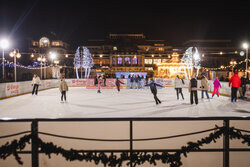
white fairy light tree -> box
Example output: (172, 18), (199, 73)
(73, 46), (94, 79)
(181, 47), (201, 79)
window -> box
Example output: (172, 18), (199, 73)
(153, 59), (161, 64)
(52, 41), (63, 46)
(162, 59), (168, 63)
(117, 57), (122, 65)
(145, 67), (153, 71)
(112, 57), (116, 65)
(32, 41), (39, 46)
(132, 57), (137, 64)
(125, 57), (131, 65)
(144, 59), (152, 64)
(158, 47), (164, 51)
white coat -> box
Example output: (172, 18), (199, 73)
(175, 78), (183, 88)
(31, 77), (41, 85)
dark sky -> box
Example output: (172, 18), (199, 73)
(0, 0), (250, 50)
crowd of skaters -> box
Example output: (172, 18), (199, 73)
(30, 71), (249, 104)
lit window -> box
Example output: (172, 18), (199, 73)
(153, 59), (161, 64)
(32, 41), (39, 46)
(117, 57), (122, 64)
(162, 59), (168, 63)
(125, 57), (131, 65)
(144, 59), (153, 64)
(132, 57), (137, 64)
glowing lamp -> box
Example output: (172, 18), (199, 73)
(0, 39), (9, 49)
(242, 43), (249, 49)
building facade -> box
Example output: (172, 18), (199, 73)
(86, 33), (178, 77)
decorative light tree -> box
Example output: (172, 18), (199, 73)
(73, 46), (93, 79)
(181, 47), (200, 79)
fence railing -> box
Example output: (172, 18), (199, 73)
(0, 117), (250, 167)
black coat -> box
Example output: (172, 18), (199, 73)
(146, 82), (162, 94)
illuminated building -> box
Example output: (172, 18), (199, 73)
(86, 33), (177, 77)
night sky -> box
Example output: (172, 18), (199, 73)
(1, 0), (250, 50)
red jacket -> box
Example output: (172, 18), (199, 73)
(229, 74), (241, 88)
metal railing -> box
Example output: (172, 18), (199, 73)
(0, 117), (250, 167)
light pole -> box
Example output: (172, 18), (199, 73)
(0, 39), (9, 81)
(37, 55), (46, 79)
(242, 42), (249, 76)
(9, 49), (21, 82)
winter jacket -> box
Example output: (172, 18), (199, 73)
(59, 80), (68, 92)
(213, 79), (221, 89)
(116, 79), (124, 87)
(240, 77), (247, 87)
(229, 73), (241, 88)
(31, 77), (41, 85)
(188, 78), (198, 92)
(174, 78), (183, 88)
(201, 77), (209, 90)
(145, 82), (162, 94)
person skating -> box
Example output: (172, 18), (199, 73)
(212, 77), (221, 98)
(97, 76), (103, 93)
(200, 73), (210, 99)
(115, 78), (124, 93)
(239, 74), (247, 99)
(174, 75), (184, 100)
(103, 75), (106, 87)
(130, 75), (134, 89)
(145, 79), (163, 105)
(229, 70), (241, 102)
(145, 75), (149, 85)
(31, 74), (41, 95)
(59, 77), (68, 103)
(189, 75), (198, 105)
(94, 75), (98, 86)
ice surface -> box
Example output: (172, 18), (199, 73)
(0, 87), (249, 119)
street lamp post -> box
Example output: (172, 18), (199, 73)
(37, 55), (46, 79)
(242, 42), (249, 76)
(0, 39), (9, 81)
(9, 49), (21, 82)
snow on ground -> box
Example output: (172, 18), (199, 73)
(0, 87), (249, 119)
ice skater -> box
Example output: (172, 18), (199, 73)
(189, 75), (198, 105)
(115, 78), (124, 92)
(174, 75), (184, 100)
(97, 75), (103, 93)
(145, 79), (163, 105)
(59, 77), (68, 102)
(229, 70), (241, 102)
(31, 74), (41, 95)
(239, 74), (247, 99)
(130, 75), (134, 89)
(200, 73), (210, 99)
(212, 77), (221, 98)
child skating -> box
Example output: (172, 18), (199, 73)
(212, 77), (221, 98)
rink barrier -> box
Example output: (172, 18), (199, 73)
(0, 78), (249, 100)
(0, 117), (250, 167)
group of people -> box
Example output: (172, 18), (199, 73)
(128, 75), (149, 89)
(31, 74), (69, 103)
(31, 71), (248, 104)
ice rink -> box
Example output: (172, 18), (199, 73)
(0, 87), (249, 119)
